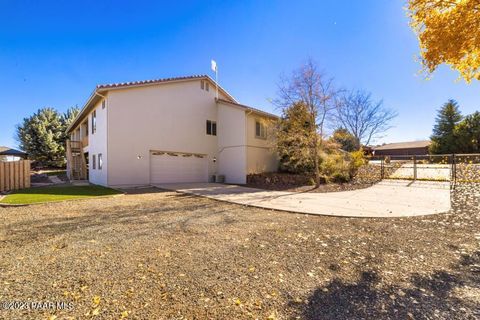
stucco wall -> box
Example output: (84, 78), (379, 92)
(88, 97), (108, 186)
(217, 103), (247, 184)
(106, 80), (227, 187)
(246, 114), (278, 174)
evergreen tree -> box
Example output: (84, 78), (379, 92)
(330, 128), (359, 152)
(276, 102), (316, 174)
(430, 100), (463, 154)
(16, 107), (79, 167)
(455, 112), (480, 153)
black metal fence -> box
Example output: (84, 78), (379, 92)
(367, 154), (480, 189)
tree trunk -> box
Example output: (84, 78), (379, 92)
(313, 117), (320, 188)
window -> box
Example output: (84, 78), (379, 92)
(98, 153), (103, 170)
(92, 154), (96, 170)
(200, 80), (210, 92)
(255, 120), (267, 139)
(92, 110), (97, 134)
(102, 100), (106, 109)
(206, 120), (217, 136)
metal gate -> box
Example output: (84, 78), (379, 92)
(370, 154), (480, 189)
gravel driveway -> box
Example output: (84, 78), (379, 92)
(0, 184), (479, 319)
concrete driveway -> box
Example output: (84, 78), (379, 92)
(155, 180), (451, 218)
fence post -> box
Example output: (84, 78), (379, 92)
(380, 157), (384, 180)
(413, 155), (417, 181)
(452, 154), (456, 190)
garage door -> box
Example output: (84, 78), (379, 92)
(150, 152), (208, 184)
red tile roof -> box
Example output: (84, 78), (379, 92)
(96, 75), (208, 90)
(216, 98), (278, 119)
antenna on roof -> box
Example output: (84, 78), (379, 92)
(211, 59), (218, 99)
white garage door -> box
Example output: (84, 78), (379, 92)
(150, 152), (208, 184)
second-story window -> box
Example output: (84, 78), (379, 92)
(255, 120), (267, 139)
(92, 110), (97, 134)
(200, 80), (210, 92)
(206, 120), (217, 136)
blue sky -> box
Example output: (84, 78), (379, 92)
(1, 0), (479, 148)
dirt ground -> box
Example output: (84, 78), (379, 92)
(0, 183), (479, 319)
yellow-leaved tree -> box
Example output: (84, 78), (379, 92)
(407, 0), (480, 82)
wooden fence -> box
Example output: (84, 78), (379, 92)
(0, 160), (31, 192)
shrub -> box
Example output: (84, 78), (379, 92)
(319, 152), (351, 183)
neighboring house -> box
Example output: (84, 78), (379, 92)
(373, 140), (431, 156)
(0, 146), (28, 161)
(66, 75), (279, 187)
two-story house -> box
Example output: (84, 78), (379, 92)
(66, 75), (278, 187)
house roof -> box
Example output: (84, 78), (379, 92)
(374, 140), (431, 151)
(67, 75), (238, 133)
(216, 98), (279, 119)
(0, 146), (27, 157)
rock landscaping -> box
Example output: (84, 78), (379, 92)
(0, 183), (479, 319)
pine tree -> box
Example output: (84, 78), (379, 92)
(455, 112), (480, 153)
(430, 100), (463, 154)
(16, 107), (79, 167)
(330, 128), (359, 152)
(276, 102), (316, 174)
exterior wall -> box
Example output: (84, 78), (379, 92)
(87, 97), (109, 186)
(217, 103), (247, 184)
(374, 147), (429, 156)
(246, 114), (278, 174)
(106, 80), (229, 187)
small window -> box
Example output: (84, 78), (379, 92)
(206, 120), (217, 136)
(205, 82), (209, 91)
(102, 100), (106, 109)
(200, 80), (205, 90)
(92, 110), (97, 134)
(98, 153), (103, 170)
(92, 154), (96, 170)
(255, 120), (267, 139)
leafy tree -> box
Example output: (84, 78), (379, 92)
(276, 102), (316, 174)
(330, 128), (359, 152)
(407, 0), (480, 82)
(455, 111), (480, 153)
(16, 107), (79, 167)
(275, 59), (339, 186)
(335, 90), (397, 146)
(430, 100), (463, 154)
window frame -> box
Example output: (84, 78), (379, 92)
(98, 153), (103, 170)
(92, 154), (96, 170)
(255, 120), (267, 139)
(91, 110), (97, 134)
(206, 120), (217, 136)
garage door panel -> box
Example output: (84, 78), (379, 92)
(150, 153), (208, 184)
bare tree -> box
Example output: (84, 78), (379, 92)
(275, 59), (339, 187)
(335, 90), (397, 146)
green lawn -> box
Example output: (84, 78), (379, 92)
(0, 185), (122, 205)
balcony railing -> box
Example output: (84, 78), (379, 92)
(81, 136), (89, 147)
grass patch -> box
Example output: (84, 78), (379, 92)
(0, 185), (122, 205)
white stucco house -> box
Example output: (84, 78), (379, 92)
(66, 75), (279, 187)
